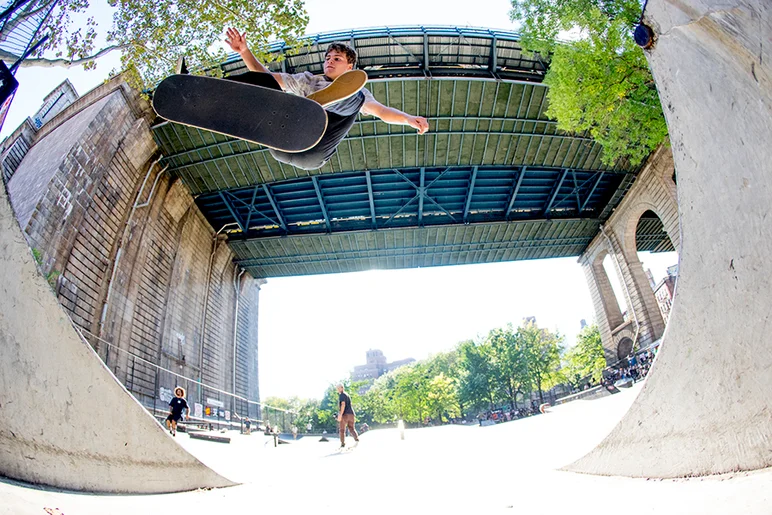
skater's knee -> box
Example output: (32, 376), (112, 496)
(269, 149), (327, 170)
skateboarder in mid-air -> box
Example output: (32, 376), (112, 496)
(223, 27), (429, 170)
(166, 386), (189, 436)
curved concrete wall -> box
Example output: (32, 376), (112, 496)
(0, 184), (236, 493)
(568, 0), (772, 477)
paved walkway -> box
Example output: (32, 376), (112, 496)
(2, 383), (771, 514)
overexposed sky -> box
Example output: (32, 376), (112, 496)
(258, 252), (676, 400)
(1, 0), (678, 400)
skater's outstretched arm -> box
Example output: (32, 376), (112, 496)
(361, 98), (430, 134)
(225, 28), (286, 89)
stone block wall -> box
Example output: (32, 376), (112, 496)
(4, 76), (261, 418)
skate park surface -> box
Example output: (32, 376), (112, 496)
(3, 382), (771, 514)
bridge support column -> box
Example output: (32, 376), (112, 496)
(580, 146), (680, 363)
(580, 251), (624, 364)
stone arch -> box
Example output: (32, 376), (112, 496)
(616, 337), (634, 362)
(620, 199), (679, 263)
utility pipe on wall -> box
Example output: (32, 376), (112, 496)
(99, 156), (166, 359)
(231, 266), (245, 415)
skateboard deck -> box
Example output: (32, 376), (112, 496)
(152, 75), (327, 153)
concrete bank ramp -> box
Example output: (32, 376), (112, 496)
(568, 0), (772, 477)
(0, 185), (236, 493)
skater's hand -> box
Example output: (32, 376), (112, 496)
(225, 27), (249, 54)
(407, 115), (429, 135)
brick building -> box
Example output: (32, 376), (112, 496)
(653, 265), (678, 323)
(351, 349), (415, 381)
(1, 76), (263, 420)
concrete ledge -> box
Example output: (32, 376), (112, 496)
(188, 433), (232, 444)
(0, 179), (236, 493)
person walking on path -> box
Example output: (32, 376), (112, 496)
(337, 384), (359, 448)
(224, 27), (429, 170)
(166, 386), (189, 436)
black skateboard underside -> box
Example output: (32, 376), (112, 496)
(153, 75), (327, 153)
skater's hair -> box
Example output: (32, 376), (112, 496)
(325, 43), (357, 66)
(174, 386), (185, 397)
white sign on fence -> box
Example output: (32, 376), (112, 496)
(159, 387), (173, 403)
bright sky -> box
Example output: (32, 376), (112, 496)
(0, 0), (678, 401)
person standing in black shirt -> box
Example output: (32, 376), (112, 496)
(337, 384), (359, 448)
(166, 386), (189, 437)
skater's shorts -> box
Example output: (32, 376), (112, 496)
(166, 414), (182, 423)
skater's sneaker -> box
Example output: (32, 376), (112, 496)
(308, 70), (367, 108)
(340, 443), (346, 448)
(175, 55), (189, 75)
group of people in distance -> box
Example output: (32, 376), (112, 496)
(162, 383), (361, 448)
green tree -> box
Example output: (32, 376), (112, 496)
(510, 0), (668, 165)
(487, 325), (531, 411)
(563, 324), (607, 386)
(426, 373), (460, 423)
(391, 363), (432, 425)
(518, 320), (563, 404)
(2, 0), (308, 89)
(457, 339), (498, 414)
(425, 350), (463, 415)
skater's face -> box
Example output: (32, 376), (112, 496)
(323, 50), (353, 79)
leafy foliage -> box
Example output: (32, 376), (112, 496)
(517, 320), (563, 403)
(510, 0), (668, 165)
(562, 324), (607, 385)
(266, 321), (584, 427)
(2, 0), (308, 89)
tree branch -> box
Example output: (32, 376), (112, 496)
(13, 43), (127, 68)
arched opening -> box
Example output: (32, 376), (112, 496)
(617, 337), (634, 362)
(601, 253), (628, 323)
(635, 210), (678, 325)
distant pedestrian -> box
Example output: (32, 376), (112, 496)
(166, 386), (189, 436)
(244, 417), (252, 435)
(337, 384), (359, 448)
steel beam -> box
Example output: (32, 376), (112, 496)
(233, 233), (594, 267)
(423, 33), (430, 71)
(572, 170), (582, 209)
(506, 167), (526, 218)
(262, 184), (287, 232)
(311, 176), (331, 232)
(463, 167), (478, 223)
(219, 192), (245, 232)
(244, 186), (260, 229)
(544, 169), (568, 215)
(223, 190), (279, 228)
(580, 171), (605, 212)
(418, 167), (425, 226)
(490, 35), (498, 73)
(365, 171), (377, 229)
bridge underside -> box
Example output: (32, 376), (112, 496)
(151, 26), (672, 278)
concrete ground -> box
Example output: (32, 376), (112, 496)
(2, 382), (770, 514)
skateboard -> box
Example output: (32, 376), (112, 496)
(152, 74), (328, 153)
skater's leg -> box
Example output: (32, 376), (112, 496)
(269, 102), (363, 170)
(224, 71), (282, 91)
